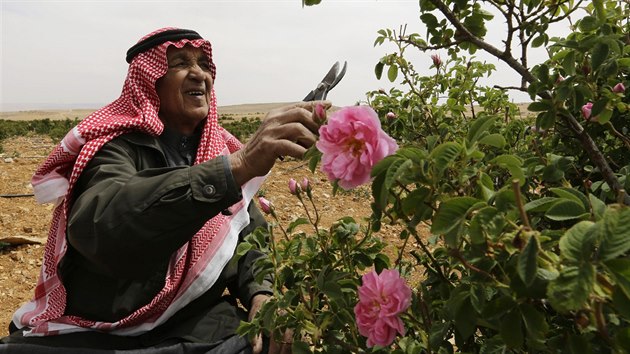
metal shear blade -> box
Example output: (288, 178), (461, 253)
(303, 61), (347, 101)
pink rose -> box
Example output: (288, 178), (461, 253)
(258, 196), (273, 214)
(288, 178), (300, 195)
(386, 112), (396, 120)
(316, 106), (398, 189)
(581, 102), (595, 121)
(613, 83), (625, 93)
(354, 269), (412, 347)
(430, 54), (442, 68)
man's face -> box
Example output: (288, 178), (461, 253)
(155, 45), (213, 134)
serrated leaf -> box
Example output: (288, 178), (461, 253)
(429, 142), (462, 178)
(549, 187), (589, 210)
(599, 205), (630, 261)
(559, 221), (597, 262)
(605, 258), (630, 300)
(545, 199), (588, 221)
(466, 115), (495, 144)
(547, 264), (595, 312)
(518, 236), (539, 286)
(591, 42), (609, 70)
(563, 51), (576, 75)
(384, 158), (412, 191)
(589, 194), (606, 220)
(387, 64), (398, 82)
(432, 197), (482, 235)
(520, 303), (549, 347)
(491, 154), (525, 185)
(524, 197), (559, 212)
(478, 133), (506, 148)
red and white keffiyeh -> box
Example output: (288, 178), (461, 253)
(13, 28), (264, 336)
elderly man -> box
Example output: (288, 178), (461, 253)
(1, 28), (328, 354)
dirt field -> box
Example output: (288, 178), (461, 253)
(0, 104), (412, 336)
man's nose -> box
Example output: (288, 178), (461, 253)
(187, 64), (205, 79)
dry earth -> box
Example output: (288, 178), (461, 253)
(0, 104), (417, 336)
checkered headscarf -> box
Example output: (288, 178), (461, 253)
(14, 28), (259, 336)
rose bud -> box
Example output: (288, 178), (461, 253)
(581, 102), (594, 121)
(386, 112), (396, 120)
(301, 177), (311, 192)
(430, 54), (442, 68)
(613, 83), (626, 93)
(288, 178), (301, 195)
(314, 103), (327, 123)
(258, 197), (273, 214)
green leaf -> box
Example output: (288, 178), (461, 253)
(387, 64), (398, 82)
(545, 199), (588, 221)
(520, 303), (549, 348)
(518, 236), (539, 286)
(589, 194), (606, 220)
(469, 206), (504, 245)
(491, 154), (525, 185)
(578, 16), (599, 32)
(478, 133), (506, 148)
(599, 205), (630, 261)
(528, 101), (551, 112)
(549, 187), (589, 210)
(605, 258), (630, 300)
(591, 42), (610, 71)
(291, 341), (311, 354)
(477, 172), (495, 202)
(384, 158), (412, 191)
(287, 217), (310, 234)
(531, 34), (546, 48)
(562, 51), (576, 75)
(432, 197), (482, 235)
(524, 197), (559, 213)
(499, 309), (523, 348)
(375, 62), (384, 80)
(547, 264), (595, 312)
(429, 142), (462, 178)
(559, 221), (597, 262)
(466, 115), (495, 145)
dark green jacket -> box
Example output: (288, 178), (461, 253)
(2, 131), (272, 349)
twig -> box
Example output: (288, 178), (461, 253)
(0, 193), (34, 198)
(511, 179), (531, 229)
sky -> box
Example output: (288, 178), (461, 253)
(1, 0), (569, 111)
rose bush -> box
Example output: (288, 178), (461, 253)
(240, 0), (630, 352)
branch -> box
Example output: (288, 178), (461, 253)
(426, 0), (630, 206)
(426, 0), (537, 83)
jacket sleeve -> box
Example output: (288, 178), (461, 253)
(66, 138), (243, 278)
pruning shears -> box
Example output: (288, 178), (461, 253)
(303, 61), (347, 101)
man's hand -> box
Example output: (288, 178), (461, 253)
(249, 294), (293, 354)
(229, 101), (331, 186)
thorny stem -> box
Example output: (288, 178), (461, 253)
(408, 224), (454, 287)
(594, 299), (611, 343)
(449, 249), (505, 285)
(605, 122), (630, 150)
(511, 179), (532, 229)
